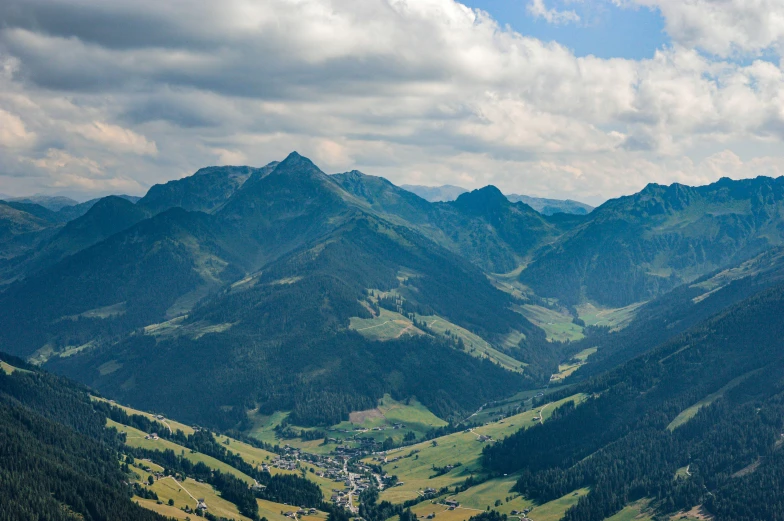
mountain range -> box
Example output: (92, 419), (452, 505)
(400, 184), (594, 215)
(4, 152), (784, 520)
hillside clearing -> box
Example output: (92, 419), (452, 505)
(374, 394), (587, 504)
(517, 305), (584, 342)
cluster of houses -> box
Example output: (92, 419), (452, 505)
(509, 508), (533, 521)
(283, 508), (318, 518)
(330, 489), (352, 509)
(144, 432), (159, 440)
(270, 456), (299, 471)
(182, 499), (208, 515)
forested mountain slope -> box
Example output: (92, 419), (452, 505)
(400, 184), (595, 216)
(565, 246), (784, 379)
(0, 196), (153, 284)
(137, 164), (277, 214)
(0, 352), (167, 521)
(0, 153), (549, 430)
(505, 194), (593, 216)
(48, 211), (538, 429)
(484, 278), (784, 521)
(521, 176), (784, 306)
(334, 171), (565, 273)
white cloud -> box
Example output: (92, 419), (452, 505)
(0, 108), (35, 147)
(618, 0), (784, 57)
(71, 122), (158, 156)
(527, 0), (580, 25)
(0, 0), (784, 201)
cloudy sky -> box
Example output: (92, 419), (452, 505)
(3, 0), (784, 204)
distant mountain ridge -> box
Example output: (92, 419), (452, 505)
(400, 184), (594, 215)
(521, 176), (784, 306)
(5, 153), (784, 434)
(1, 153), (544, 429)
(506, 194), (593, 215)
(400, 184), (468, 202)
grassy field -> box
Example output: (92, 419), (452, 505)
(249, 395), (448, 450)
(353, 289), (524, 373)
(603, 499), (654, 521)
(397, 484), (588, 521)
(0, 360), (30, 374)
(526, 488), (589, 521)
(95, 396), (196, 435)
(188, 479), (253, 520)
(576, 302), (643, 330)
(331, 394), (448, 442)
(107, 399), (338, 516)
(215, 433), (277, 466)
(517, 305), (584, 342)
(108, 419), (254, 484)
(550, 347), (597, 382)
(465, 387), (570, 425)
(135, 498), (192, 519)
(417, 315), (525, 373)
(350, 308), (424, 341)
(375, 394), (587, 504)
(450, 475), (530, 512)
(246, 410), (334, 455)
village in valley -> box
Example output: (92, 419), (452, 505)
(103, 385), (592, 521)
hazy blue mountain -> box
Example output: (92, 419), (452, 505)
(0, 201), (60, 266)
(1, 153), (551, 429)
(8, 195), (79, 211)
(401, 184), (594, 215)
(54, 196), (138, 222)
(336, 172), (565, 273)
(520, 176), (784, 306)
(484, 273), (784, 521)
(566, 246), (784, 379)
(13, 197), (153, 278)
(138, 164), (276, 214)
(506, 194), (593, 215)
(400, 184), (467, 202)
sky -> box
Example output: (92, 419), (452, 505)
(3, 1), (784, 204)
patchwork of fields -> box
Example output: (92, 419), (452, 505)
(102, 388), (611, 521)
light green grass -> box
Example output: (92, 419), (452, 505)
(451, 475), (532, 513)
(108, 419), (253, 484)
(58, 341), (97, 358)
(355, 290), (524, 372)
(143, 314), (235, 341)
(409, 485), (588, 521)
(405, 501), (480, 521)
(134, 498), (192, 519)
(350, 308), (424, 341)
(376, 394), (586, 504)
(576, 302), (643, 330)
(248, 395), (447, 452)
(187, 479), (253, 520)
(418, 315), (525, 373)
(1, 360), (30, 374)
(603, 499), (653, 521)
(517, 305), (584, 342)
(329, 394), (448, 446)
(550, 348), (597, 383)
(215, 433), (277, 466)
(95, 396), (195, 435)
(527, 488), (589, 521)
